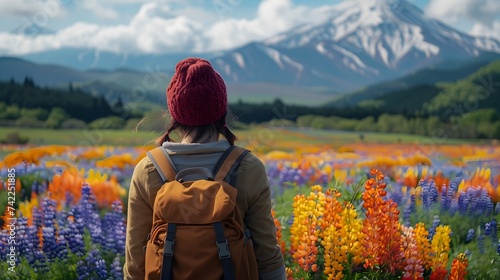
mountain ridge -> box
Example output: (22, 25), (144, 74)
(210, 0), (500, 91)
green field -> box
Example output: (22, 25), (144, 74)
(0, 126), (488, 149)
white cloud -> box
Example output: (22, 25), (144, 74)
(80, 0), (120, 20)
(0, 0), (331, 55)
(206, 0), (327, 50)
(426, 0), (500, 40)
(0, 0), (68, 19)
(470, 21), (500, 40)
(0, 0), (40, 17)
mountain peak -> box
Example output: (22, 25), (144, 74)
(214, 0), (500, 91)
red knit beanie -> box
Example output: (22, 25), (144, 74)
(167, 57), (227, 126)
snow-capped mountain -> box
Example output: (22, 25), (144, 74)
(211, 0), (500, 92)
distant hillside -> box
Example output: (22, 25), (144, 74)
(0, 57), (168, 105)
(351, 60), (500, 118)
(0, 79), (117, 123)
(424, 60), (500, 116)
(0, 57), (96, 85)
(327, 54), (500, 107)
(0, 57), (338, 106)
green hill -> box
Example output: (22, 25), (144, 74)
(423, 60), (500, 117)
(347, 60), (500, 120)
(327, 55), (499, 108)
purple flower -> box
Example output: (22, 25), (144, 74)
(75, 184), (104, 246)
(466, 228), (475, 243)
(478, 234), (486, 254)
(110, 254), (123, 280)
(102, 200), (126, 255)
(403, 194), (416, 227)
(33, 249), (48, 273)
(0, 230), (8, 260)
(66, 214), (85, 257)
(41, 197), (58, 260)
(420, 180), (438, 209)
(429, 215), (440, 240)
(85, 247), (108, 279)
(32, 206), (43, 229)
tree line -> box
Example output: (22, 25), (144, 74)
(2, 78), (499, 140)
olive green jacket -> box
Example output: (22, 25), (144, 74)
(124, 140), (285, 279)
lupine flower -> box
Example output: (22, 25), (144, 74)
(362, 169), (404, 273)
(429, 265), (448, 280)
(449, 253), (468, 280)
(33, 249), (48, 273)
(85, 169), (127, 207)
(428, 216), (440, 240)
(66, 214), (85, 257)
(430, 225), (451, 274)
(18, 192), (39, 225)
(102, 200), (126, 254)
(0, 229), (8, 260)
(401, 226), (424, 280)
(76, 260), (90, 280)
(339, 204), (364, 266)
(322, 224), (346, 280)
(486, 174), (500, 203)
(271, 210), (286, 255)
(466, 228), (475, 243)
(413, 223), (433, 270)
(403, 194), (416, 227)
(110, 254), (124, 280)
(420, 180), (438, 209)
(41, 197), (58, 260)
(478, 234), (486, 254)
(290, 185), (324, 273)
(15, 216), (34, 264)
(86, 247), (108, 279)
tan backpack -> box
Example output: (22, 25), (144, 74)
(144, 146), (259, 280)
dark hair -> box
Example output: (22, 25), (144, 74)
(156, 113), (237, 146)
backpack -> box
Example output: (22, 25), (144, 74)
(144, 146), (259, 280)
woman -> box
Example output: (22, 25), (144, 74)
(124, 57), (285, 279)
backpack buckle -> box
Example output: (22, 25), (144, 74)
(163, 239), (175, 257)
(216, 240), (231, 259)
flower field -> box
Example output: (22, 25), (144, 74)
(0, 142), (499, 279)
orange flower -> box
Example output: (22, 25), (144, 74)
(271, 209), (286, 255)
(486, 174), (500, 203)
(1, 146), (68, 167)
(362, 171), (404, 273)
(48, 168), (85, 210)
(449, 253), (468, 280)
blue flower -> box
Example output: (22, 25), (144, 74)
(403, 194), (416, 227)
(420, 179), (438, 209)
(102, 200), (126, 255)
(86, 246), (109, 279)
(429, 215), (440, 240)
(110, 254), (123, 280)
(466, 228), (475, 243)
(33, 249), (48, 273)
(41, 197), (58, 260)
(478, 234), (486, 254)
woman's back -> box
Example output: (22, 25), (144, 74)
(124, 58), (285, 280)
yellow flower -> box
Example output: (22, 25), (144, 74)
(413, 223), (433, 269)
(18, 195), (39, 225)
(431, 225), (451, 269)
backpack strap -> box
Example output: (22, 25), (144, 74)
(147, 147), (177, 182)
(213, 146), (250, 182)
(214, 222), (236, 280)
(160, 223), (176, 280)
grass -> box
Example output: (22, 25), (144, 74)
(0, 125), (488, 150)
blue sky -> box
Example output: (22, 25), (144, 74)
(0, 0), (498, 55)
